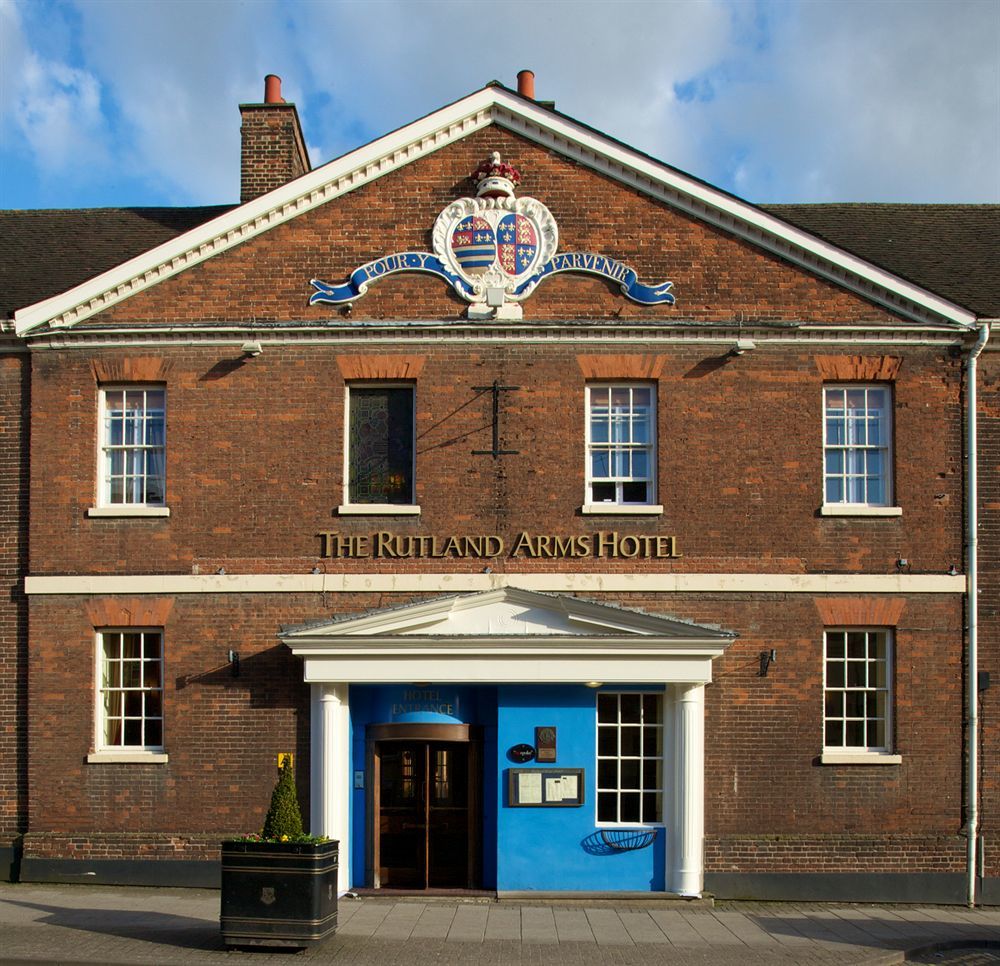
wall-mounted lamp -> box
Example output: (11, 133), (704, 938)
(241, 340), (263, 357)
(729, 338), (756, 357)
(895, 558), (910, 571)
(227, 649), (240, 678)
(948, 563), (959, 576)
(759, 648), (777, 677)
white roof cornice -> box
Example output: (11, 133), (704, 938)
(14, 86), (977, 336)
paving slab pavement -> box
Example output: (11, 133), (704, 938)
(0, 882), (997, 965)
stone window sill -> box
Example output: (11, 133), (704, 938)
(820, 505), (902, 517)
(580, 504), (664, 516)
(87, 751), (169, 764)
(820, 751), (902, 765)
(337, 504), (421, 516)
(87, 506), (170, 518)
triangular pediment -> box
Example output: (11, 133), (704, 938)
(282, 587), (732, 641)
(13, 84), (976, 335)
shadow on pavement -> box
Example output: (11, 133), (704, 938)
(750, 913), (1000, 953)
(0, 898), (227, 952)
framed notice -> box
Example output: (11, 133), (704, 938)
(508, 768), (585, 807)
(535, 726), (557, 762)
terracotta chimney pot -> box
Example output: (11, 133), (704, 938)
(517, 70), (535, 100)
(264, 74), (284, 104)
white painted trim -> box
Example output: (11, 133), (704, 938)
(87, 506), (171, 518)
(820, 505), (902, 517)
(820, 752), (902, 765)
(29, 328), (969, 349)
(24, 572), (966, 595)
(12, 87), (975, 335)
(671, 683), (705, 896)
(86, 752), (169, 764)
(581, 504), (664, 515)
(336, 504), (420, 516)
(298, 654), (719, 685)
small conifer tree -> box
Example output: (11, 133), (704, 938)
(262, 757), (304, 840)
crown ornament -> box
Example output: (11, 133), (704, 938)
(473, 152), (522, 199)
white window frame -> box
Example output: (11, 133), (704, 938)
(821, 384), (897, 514)
(596, 690), (665, 826)
(338, 383), (419, 515)
(89, 384), (169, 518)
(583, 383), (661, 514)
(89, 628), (167, 763)
(822, 628), (900, 765)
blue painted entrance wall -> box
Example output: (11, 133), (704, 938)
(495, 684), (664, 892)
(349, 684), (499, 888)
(348, 684), (663, 892)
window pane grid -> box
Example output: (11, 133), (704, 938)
(587, 385), (655, 505)
(823, 630), (891, 752)
(99, 631), (164, 750)
(102, 388), (166, 506)
(823, 386), (890, 506)
(596, 692), (664, 824)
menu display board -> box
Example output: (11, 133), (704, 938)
(508, 768), (585, 807)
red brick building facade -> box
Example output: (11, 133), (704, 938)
(1, 75), (997, 902)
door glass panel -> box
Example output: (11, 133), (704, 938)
(378, 743), (425, 889)
(379, 739), (474, 890)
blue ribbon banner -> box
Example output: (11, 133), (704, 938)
(310, 252), (471, 305)
(516, 253), (675, 305)
(310, 250), (674, 307)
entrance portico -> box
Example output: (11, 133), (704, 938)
(282, 588), (734, 897)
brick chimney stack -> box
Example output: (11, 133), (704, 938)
(239, 74), (311, 204)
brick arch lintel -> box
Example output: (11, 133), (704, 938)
(814, 597), (906, 627)
(814, 356), (901, 381)
(86, 597), (175, 628)
(91, 358), (172, 384)
(576, 355), (666, 380)
(336, 355), (426, 380)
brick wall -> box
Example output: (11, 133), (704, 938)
(239, 103), (310, 204)
(27, 344), (963, 577)
(0, 352), (28, 858)
(23, 590), (965, 870)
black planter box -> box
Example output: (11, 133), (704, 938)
(220, 839), (339, 948)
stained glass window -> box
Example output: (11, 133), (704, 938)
(348, 387), (414, 504)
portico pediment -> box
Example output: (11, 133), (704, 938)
(281, 587), (734, 685)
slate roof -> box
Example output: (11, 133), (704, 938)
(763, 204), (1000, 318)
(0, 206), (234, 321)
(1, 202), (996, 321)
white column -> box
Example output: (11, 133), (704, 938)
(310, 682), (351, 894)
(671, 683), (705, 897)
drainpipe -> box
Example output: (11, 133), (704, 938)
(966, 321), (989, 907)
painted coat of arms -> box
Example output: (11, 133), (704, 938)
(310, 152), (674, 320)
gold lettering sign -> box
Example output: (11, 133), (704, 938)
(316, 530), (681, 560)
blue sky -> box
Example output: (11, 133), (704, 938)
(2, 0), (998, 210)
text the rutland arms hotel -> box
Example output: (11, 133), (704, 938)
(1, 69), (998, 905)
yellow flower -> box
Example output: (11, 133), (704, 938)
(280, 834), (289, 842)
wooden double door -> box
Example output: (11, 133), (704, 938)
(370, 724), (481, 890)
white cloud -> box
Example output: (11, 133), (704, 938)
(1, 0), (110, 179)
(2, 0), (997, 205)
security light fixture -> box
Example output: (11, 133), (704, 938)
(241, 340), (263, 357)
(730, 338), (756, 356)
